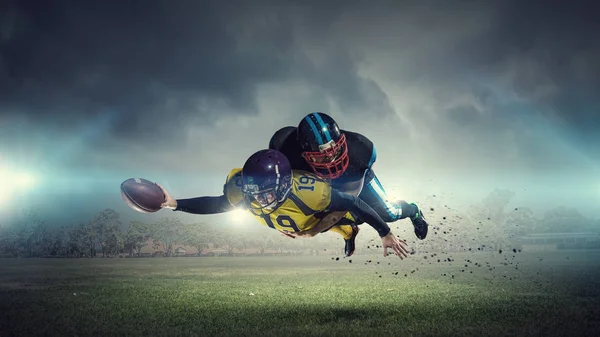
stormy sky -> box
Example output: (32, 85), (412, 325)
(1, 0), (599, 228)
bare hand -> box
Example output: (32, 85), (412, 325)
(380, 232), (409, 259)
(279, 230), (317, 239)
(156, 183), (177, 209)
(279, 230), (296, 239)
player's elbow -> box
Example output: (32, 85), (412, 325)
(346, 188), (362, 197)
(339, 181), (363, 197)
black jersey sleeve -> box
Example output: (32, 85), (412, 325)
(332, 130), (377, 187)
(328, 189), (391, 237)
(175, 195), (234, 214)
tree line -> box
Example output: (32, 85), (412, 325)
(0, 189), (598, 258)
(0, 209), (338, 258)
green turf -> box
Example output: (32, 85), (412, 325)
(1, 250), (599, 336)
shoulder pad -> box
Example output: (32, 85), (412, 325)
(223, 168), (244, 207)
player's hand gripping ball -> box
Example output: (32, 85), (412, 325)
(120, 178), (165, 213)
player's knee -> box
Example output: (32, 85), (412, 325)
(378, 200), (410, 221)
(379, 211), (398, 222)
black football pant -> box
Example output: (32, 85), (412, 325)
(354, 169), (417, 224)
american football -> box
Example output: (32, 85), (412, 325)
(120, 178), (165, 213)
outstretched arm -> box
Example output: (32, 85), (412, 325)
(174, 195), (234, 214)
(158, 183), (235, 214)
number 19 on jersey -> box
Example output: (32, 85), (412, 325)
(298, 176), (316, 191)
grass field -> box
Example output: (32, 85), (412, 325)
(1, 250), (599, 337)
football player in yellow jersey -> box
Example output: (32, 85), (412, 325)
(159, 168), (360, 255)
(160, 149), (409, 258)
(222, 167), (359, 239)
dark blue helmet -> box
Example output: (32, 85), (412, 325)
(297, 112), (349, 179)
(241, 149), (293, 215)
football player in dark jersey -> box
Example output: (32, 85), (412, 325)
(269, 112), (429, 240)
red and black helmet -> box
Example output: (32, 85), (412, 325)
(297, 112), (349, 179)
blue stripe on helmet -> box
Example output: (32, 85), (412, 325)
(312, 113), (332, 142)
(304, 115), (324, 145)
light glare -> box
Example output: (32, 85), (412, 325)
(0, 167), (40, 206)
(230, 208), (252, 223)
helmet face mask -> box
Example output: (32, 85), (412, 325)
(297, 113), (349, 180)
(249, 190), (277, 209)
(242, 181), (290, 215)
(301, 134), (349, 179)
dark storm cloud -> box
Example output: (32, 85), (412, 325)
(318, 50), (394, 117)
(1, 0), (599, 169)
(459, 0), (600, 159)
(351, 0), (600, 167)
(225, 1), (397, 118)
(0, 0), (292, 149)
(0, 0), (398, 154)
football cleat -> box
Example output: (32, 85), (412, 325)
(344, 224), (360, 257)
(410, 203), (428, 240)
